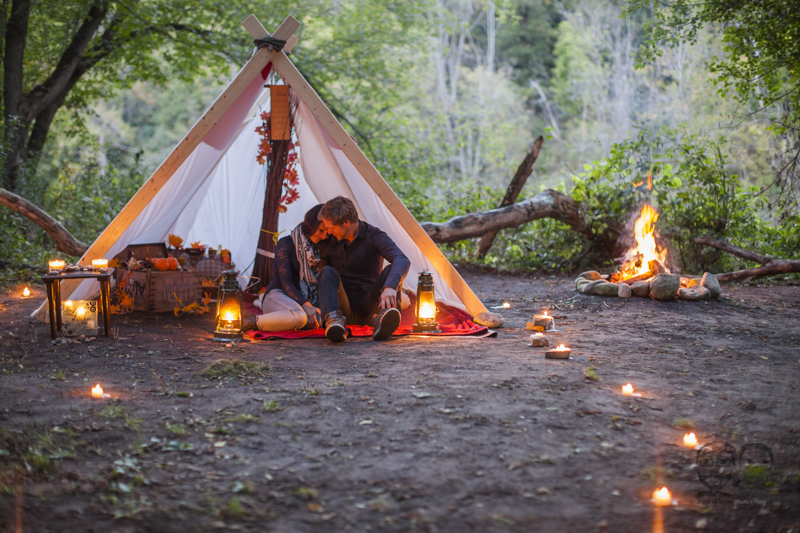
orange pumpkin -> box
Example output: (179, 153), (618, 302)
(167, 257), (179, 270)
(153, 257), (170, 271)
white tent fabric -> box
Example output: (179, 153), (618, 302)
(44, 79), (467, 314)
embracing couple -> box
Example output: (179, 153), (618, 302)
(247, 196), (410, 342)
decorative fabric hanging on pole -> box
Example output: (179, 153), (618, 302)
(251, 85), (300, 292)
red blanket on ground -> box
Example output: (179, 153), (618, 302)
(242, 292), (487, 340)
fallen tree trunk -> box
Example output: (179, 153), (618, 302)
(476, 136), (544, 257)
(422, 189), (590, 244)
(694, 237), (800, 281)
(0, 188), (88, 257)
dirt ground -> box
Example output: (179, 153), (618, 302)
(1, 269), (799, 532)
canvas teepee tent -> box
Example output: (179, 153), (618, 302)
(34, 14), (487, 321)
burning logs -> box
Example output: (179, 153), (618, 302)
(574, 271), (721, 301)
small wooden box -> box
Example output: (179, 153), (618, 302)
(118, 269), (205, 312)
(113, 242), (168, 263)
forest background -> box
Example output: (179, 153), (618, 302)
(1, 0), (798, 288)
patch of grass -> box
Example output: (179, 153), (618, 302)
(201, 358), (270, 379)
(125, 415), (143, 431)
(225, 413), (259, 423)
(99, 404), (125, 418)
(52, 370), (66, 381)
(742, 464), (776, 487)
(583, 365), (600, 381)
(639, 466), (675, 481)
(674, 418), (694, 429)
(293, 486), (319, 500)
(263, 399), (281, 412)
(220, 497), (247, 520)
(165, 422), (186, 435)
(0, 429), (76, 478)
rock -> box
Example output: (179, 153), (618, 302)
(530, 334), (549, 347)
(618, 283), (632, 299)
(694, 284), (712, 300)
(678, 287), (702, 301)
(580, 279), (605, 295)
(578, 270), (602, 281)
(575, 278), (590, 290)
(594, 282), (620, 297)
(474, 312), (505, 328)
(701, 272), (721, 299)
(631, 281), (650, 297)
(649, 273), (680, 300)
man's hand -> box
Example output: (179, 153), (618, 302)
(380, 287), (397, 310)
(302, 302), (322, 328)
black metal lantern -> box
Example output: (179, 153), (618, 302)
(413, 269), (440, 334)
(213, 270), (244, 341)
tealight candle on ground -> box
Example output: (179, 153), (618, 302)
(49, 259), (65, 272)
(530, 332), (549, 347)
(91, 384), (103, 398)
(531, 310), (554, 330)
(545, 343), (570, 359)
(92, 259), (108, 269)
(502, 302), (510, 308)
(622, 383), (634, 396)
(683, 432), (698, 448)
(652, 487), (673, 506)
(22, 287), (30, 297)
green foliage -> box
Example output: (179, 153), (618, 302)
(201, 359), (270, 379)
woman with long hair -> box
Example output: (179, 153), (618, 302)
(245, 204), (342, 331)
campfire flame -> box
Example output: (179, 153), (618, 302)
(613, 205), (669, 282)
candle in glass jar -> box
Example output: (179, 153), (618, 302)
(92, 259), (108, 269)
(49, 259), (66, 271)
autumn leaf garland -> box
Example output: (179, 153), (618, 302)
(256, 110), (300, 213)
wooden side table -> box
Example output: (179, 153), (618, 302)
(42, 270), (112, 340)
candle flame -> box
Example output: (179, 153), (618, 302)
(534, 332), (543, 336)
(543, 310), (549, 317)
(22, 287), (30, 297)
(622, 383), (634, 396)
(76, 306), (87, 318)
(49, 259), (65, 269)
(557, 343), (567, 350)
(418, 302), (436, 320)
(64, 300), (73, 308)
(502, 302), (510, 308)
(652, 487), (672, 506)
(683, 432), (697, 447)
(222, 310), (237, 322)
(91, 384), (103, 398)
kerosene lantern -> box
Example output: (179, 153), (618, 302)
(213, 270), (243, 341)
(413, 269), (441, 334)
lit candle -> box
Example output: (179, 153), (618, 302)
(92, 259), (108, 269)
(418, 302), (436, 319)
(543, 310), (549, 317)
(545, 343), (570, 359)
(530, 310), (554, 330)
(652, 487), (672, 506)
(502, 302), (510, 308)
(622, 383), (634, 396)
(49, 259), (66, 271)
(91, 384), (103, 398)
(76, 306), (87, 319)
(22, 287), (30, 297)
(683, 432), (698, 448)
(64, 300), (73, 309)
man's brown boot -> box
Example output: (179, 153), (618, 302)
(324, 311), (347, 342)
(372, 308), (401, 341)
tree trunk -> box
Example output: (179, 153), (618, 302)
(476, 135), (543, 257)
(694, 237), (800, 281)
(421, 189), (590, 243)
(0, 187), (88, 256)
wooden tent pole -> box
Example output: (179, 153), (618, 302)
(241, 17), (487, 316)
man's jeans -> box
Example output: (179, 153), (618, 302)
(319, 265), (403, 326)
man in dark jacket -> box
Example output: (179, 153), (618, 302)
(317, 196), (410, 342)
